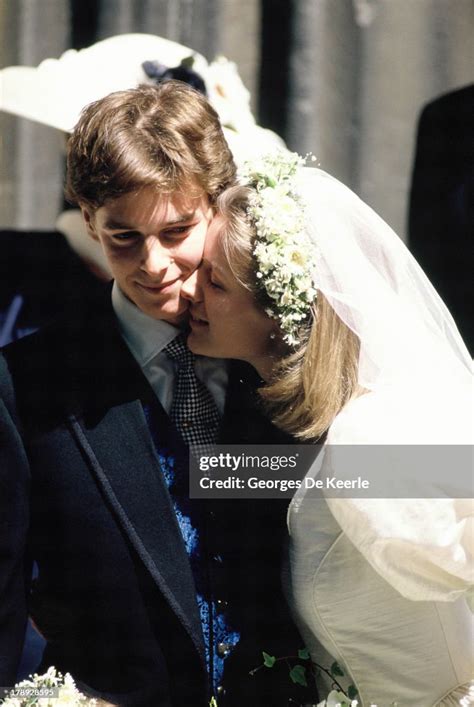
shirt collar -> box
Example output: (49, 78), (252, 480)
(112, 282), (180, 367)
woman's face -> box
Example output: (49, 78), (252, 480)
(182, 216), (277, 372)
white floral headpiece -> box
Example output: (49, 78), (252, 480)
(239, 151), (318, 346)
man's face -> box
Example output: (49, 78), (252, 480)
(82, 185), (212, 324)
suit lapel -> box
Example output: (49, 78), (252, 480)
(68, 400), (205, 662)
(62, 288), (205, 662)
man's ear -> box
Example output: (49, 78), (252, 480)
(81, 205), (99, 241)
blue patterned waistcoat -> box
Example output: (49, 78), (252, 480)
(142, 403), (240, 695)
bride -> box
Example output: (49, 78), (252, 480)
(181, 152), (473, 706)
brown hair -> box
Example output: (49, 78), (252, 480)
(65, 81), (236, 209)
(217, 185), (362, 441)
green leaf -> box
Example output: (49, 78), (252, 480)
(298, 648), (310, 660)
(181, 55), (195, 69)
(209, 698), (218, 707)
(289, 664), (308, 687)
(348, 685), (359, 699)
(330, 661), (345, 677)
(262, 651), (276, 668)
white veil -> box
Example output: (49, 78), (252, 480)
(295, 167), (472, 443)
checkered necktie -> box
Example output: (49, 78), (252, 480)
(165, 334), (221, 449)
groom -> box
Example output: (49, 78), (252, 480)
(0, 82), (314, 706)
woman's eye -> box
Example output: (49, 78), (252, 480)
(162, 226), (191, 239)
(210, 280), (224, 291)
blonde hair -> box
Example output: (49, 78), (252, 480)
(217, 185), (362, 441)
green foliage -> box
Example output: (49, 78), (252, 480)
(289, 664), (308, 687)
(181, 55), (195, 69)
(347, 684), (359, 699)
(298, 648), (310, 660)
(330, 661), (345, 677)
(262, 651), (276, 668)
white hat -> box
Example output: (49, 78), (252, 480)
(0, 32), (286, 163)
(0, 33), (254, 132)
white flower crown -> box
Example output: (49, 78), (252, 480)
(239, 151), (319, 346)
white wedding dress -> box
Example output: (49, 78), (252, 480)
(284, 391), (473, 707)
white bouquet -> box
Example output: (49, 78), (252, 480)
(1, 667), (113, 706)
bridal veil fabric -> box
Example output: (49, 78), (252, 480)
(296, 168), (471, 403)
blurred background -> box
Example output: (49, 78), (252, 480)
(0, 0), (472, 236)
(0, 0), (473, 349)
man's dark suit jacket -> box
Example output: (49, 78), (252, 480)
(0, 286), (316, 707)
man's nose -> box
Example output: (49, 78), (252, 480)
(141, 238), (168, 276)
(181, 268), (203, 303)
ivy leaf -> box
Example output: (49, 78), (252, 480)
(298, 648), (310, 660)
(347, 685), (359, 699)
(330, 661), (345, 677)
(289, 664), (308, 687)
(262, 651), (276, 668)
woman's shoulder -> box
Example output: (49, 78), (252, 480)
(327, 384), (472, 445)
(327, 390), (412, 445)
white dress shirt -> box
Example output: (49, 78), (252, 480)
(111, 282), (228, 414)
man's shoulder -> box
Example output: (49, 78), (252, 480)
(1, 317), (70, 400)
(2, 285), (112, 371)
(0, 287), (131, 434)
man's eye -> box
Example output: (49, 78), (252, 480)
(111, 231), (139, 241)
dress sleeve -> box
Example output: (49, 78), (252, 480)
(322, 392), (474, 603)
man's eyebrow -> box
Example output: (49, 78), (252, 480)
(103, 211), (197, 230)
(103, 218), (137, 230)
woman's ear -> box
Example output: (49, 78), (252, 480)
(81, 205), (99, 241)
(268, 322), (283, 347)
(268, 322), (291, 359)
